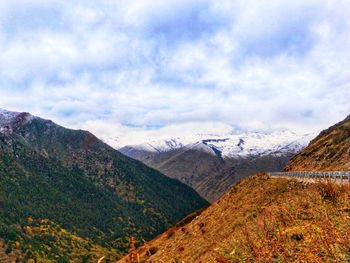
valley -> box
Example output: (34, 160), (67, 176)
(1, 1), (349, 262)
(119, 114), (350, 262)
(119, 131), (316, 201)
(0, 110), (349, 262)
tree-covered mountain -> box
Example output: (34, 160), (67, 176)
(0, 109), (208, 262)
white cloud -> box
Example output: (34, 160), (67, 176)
(0, 0), (349, 145)
(76, 119), (234, 148)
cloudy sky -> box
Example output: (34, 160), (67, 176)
(0, 0), (349, 146)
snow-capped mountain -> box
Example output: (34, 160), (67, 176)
(120, 138), (188, 153)
(6, 107), (316, 159)
(0, 108), (35, 134)
(119, 130), (317, 159)
(118, 129), (319, 201)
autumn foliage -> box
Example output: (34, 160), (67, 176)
(119, 174), (350, 262)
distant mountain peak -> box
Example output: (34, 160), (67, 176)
(185, 141), (218, 156)
(119, 130), (317, 159)
(119, 128), (320, 201)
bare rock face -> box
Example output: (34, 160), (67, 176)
(285, 115), (350, 171)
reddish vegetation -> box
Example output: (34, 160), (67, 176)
(286, 115), (350, 171)
(0, 240), (17, 263)
(81, 131), (99, 149)
(118, 174), (350, 262)
(119, 115), (350, 262)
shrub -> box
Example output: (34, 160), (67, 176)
(316, 181), (342, 203)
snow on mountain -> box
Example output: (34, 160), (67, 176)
(119, 137), (200, 153)
(137, 138), (187, 152)
(0, 108), (34, 134)
(184, 141), (219, 156)
(118, 129), (318, 158)
(0, 108), (19, 121)
(0, 108), (318, 159)
(205, 130), (318, 158)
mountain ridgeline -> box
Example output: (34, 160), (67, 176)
(0, 109), (208, 262)
(119, 115), (350, 263)
(286, 115), (350, 171)
(119, 132), (314, 201)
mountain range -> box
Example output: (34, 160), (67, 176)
(119, 114), (350, 263)
(119, 130), (316, 201)
(2, 107), (347, 262)
(0, 108), (207, 262)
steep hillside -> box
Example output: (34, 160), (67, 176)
(119, 174), (350, 262)
(0, 109), (208, 261)
(129, 146), (293, 201)
(286, 115), (350, 171)
(120, 132), (314, 201)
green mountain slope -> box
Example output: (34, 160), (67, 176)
(0, 110), (208, 262)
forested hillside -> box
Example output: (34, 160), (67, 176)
(0, 110), (208, 262)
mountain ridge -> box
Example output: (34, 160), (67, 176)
(0, 108), (208, 261)
(119, 130), (316, 201)
(118, 130), (316, 159)
(286, 114), (350, 171)
(119, 115), (350, 262)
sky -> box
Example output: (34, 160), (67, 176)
(0, 0), (349, 146)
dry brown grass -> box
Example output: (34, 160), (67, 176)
(220, 177), (350, 262)
(118, 174), (350, 263)
(285, 115), (350, 172)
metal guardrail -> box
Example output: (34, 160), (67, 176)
(268, 171), (350, 183)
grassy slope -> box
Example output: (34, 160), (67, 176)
(119, 174), (350, 262)
(286, 115), (350, 171)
